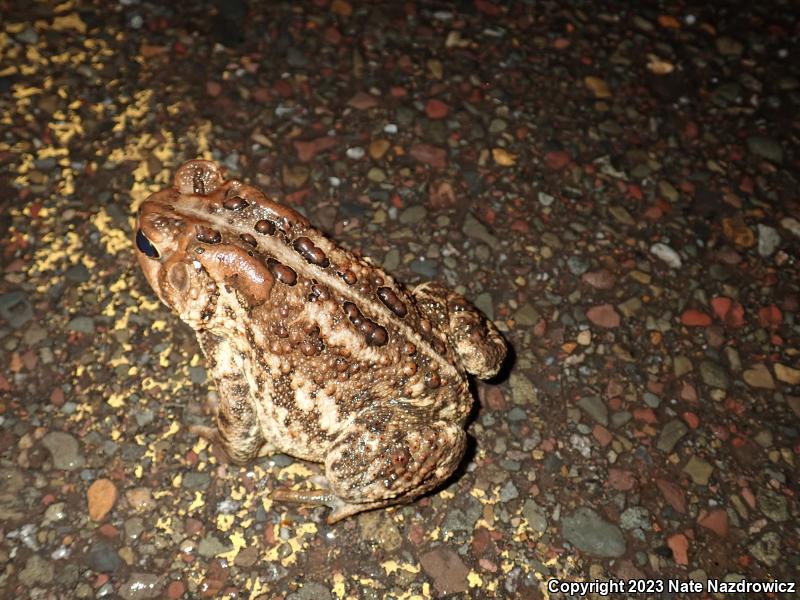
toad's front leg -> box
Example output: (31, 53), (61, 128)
(272, 404), (467, 523)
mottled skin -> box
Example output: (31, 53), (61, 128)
(134, 160), (507, 522)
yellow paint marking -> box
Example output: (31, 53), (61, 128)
(188, 492), (205, 512)
(468, 571), (483, 587)
(219, 529), (247, 562)
(52, 13), (87, 34)
(155, 516), (173, 533)
(380, 560), (420, 575)
(106, 393), (125, 408)
(216, 514), (234, 532)
(279, 462), (314, 478)
(332, 573), (345, 598)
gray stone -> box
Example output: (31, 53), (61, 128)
(66, 315), (95, 334)
(462, 213), (499, 248)
(19, 554), (54, 587)
(499, 480), (519, 502)
(287, 582), (333, 600)
(85, 540), (121, 573)
(119, 573), (163, 600)
(619, 506), (650, 530)
(567, 255), (589, 276)
(198, 533), (232, 557)
(747, 136), (783, 164)
(0, 291), (33, 328)
(181, 471), (210, 489)
(716, 36), (744, 56)
(0, 467), (26, 521)
(756, 489), (788, 522)
(699, 360), (730, 390)
(577, 396), (608, 426)
(399, 205), (426, 224)
(41, 431), (85, 470)
(749, 532), (781, 566)
(514, 302), (540, 326)
(522, 499), (548, 533)
(657, 420), (689, 453)
(509, 373), (537, 406)
(561, 507), (626, 557)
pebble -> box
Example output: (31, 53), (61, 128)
(66, 315), (95, 334)
(716, 36), (744, 56)
(514, 303), (540, 327)
(586, 304), (621, 328)
(698, 509), (728, 537)
(699, 360), (730, 389)
(358, 511), (402, 552)
(683, 456), (713, 485)
(561, 507), (626, 557)
(619, 506), (650, 530)
(425, 98), (449, 119)
(742, 363), (775, 389)
(756, 225), (781, 257)
(581, 269), (615, 289)
(119, 573), (162, 599)
(19, 554), (54, 587)
(780, 217), (800, 238)
(774, 364), (800, 385)
(509, 373), (537, 406)
(42, 432), (85, 470)
(419, 547), (469, 595)
(399, 205), (427, 224)
(756, 489), (788, 522)
(85, 540), (121, 573)
(577, 396), (608, 426)
(522, 499), (548, 533)
(746, 136), (783, 164)
(287, 582), (333, 600)
(566, 255), (589, 276)
(0, 291), (34, 328)
(749, 532), (781, 566)
(657, 420), (688, 453)
(650, 243), (682, 268)
(87, 478), (118, 521)
(409, 143), (447, 168)
(345, 146), (365, 160)
(368, 139), (390, 159)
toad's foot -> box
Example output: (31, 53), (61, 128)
(272, 404), (466, 523)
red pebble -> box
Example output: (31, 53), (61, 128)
(425, 99), (449, 119)
(544, 150), (570, 170)
(681, 309), (712, 326)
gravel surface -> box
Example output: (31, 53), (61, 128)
(1, 1), (798, 598)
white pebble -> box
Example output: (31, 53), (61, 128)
(684, 14), (696, 25)
(328, 176), (341, 188)
(757, 224), (781, 257)
(781, 217), (800, 238)
(650, 242), (682, 268)
(383, 123), (398, 134)
(346, 146), (365, 160)
(538, 191), (555, 206)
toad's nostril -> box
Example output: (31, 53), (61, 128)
(136, 229), (159, 259)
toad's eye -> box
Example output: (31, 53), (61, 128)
(136, 229), (159, 259)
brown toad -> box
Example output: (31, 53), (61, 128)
(134, 160), (507, 522)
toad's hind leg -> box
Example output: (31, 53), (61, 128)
(413, 282), (507, 379)
(272, 405), (466, 523)
(190, 332), (271, 464)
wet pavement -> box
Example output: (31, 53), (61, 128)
(1, 0), (799, 598)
